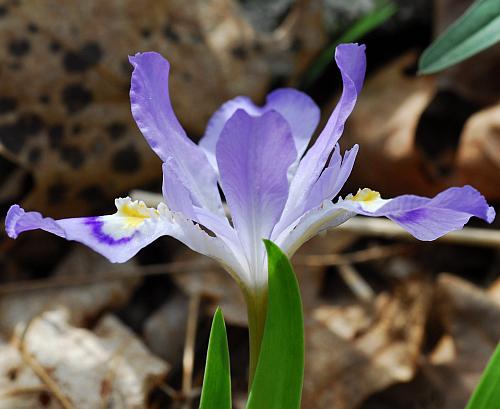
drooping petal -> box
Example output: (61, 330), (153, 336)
(129, 52), (223, 215)
(199, 89), (320, 172)
(279, 44), (366, 229)
(6, 199), (173, 263)
(216, 109), (296, 285)
(278, 186), (495, 254)
(5, 199), (246, 277)
(334, 186), (495, 240)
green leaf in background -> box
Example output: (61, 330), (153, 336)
(465, 343), (500, 409)
(246, 240), (304, 409)
(419, 0), (500, 74)
(301, 0), (397, 89)
(199, 307), (232, 409)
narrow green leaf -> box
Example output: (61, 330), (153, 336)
(465, 343), (500, 409)
(199, 308), (231, 409)
(419, 0), (500, 74)
(301, 0), (397, 89)
(246, 240), (304, 409)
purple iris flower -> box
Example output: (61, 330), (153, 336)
(5, 44), (495, 293)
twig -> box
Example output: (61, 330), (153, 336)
(181, 294), (201, 407)
(338, 263), (375, 303)
(337, 216), (500, 248)
(14, 317), (75, 409)
(293, 243), (410, 266)
(0, 258), (218, 295)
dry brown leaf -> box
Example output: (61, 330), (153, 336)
(456, 103), (500, 200)
(302, 277), (433, 409)
(418, 273), (500, 409)
(0, 309), (168, 409)
(0, 247), (140, 336)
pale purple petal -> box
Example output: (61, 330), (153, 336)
(264, 89), (320, 159)
(199, 89), (319, 171)
(6, 200), (171, 263)
(279, 44), (366, 229)
(199, 96), (260, 170)
(6, 205), (65, 239)
(216, 109), (296, 276)
(334, 185), (496, 240)
(5, 200), (246, 277)
(162, 160), (195, 219)
(129, 52), (223, 215)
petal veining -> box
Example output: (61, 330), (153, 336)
(216, 109), (296, 287)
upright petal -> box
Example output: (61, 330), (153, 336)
(216, 109), (296, 286)
(279, 44), (366, 229)
(129, 52), (223, 215)
(199, 89), (319, 172)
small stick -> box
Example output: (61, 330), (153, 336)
(181, 294), (201, 406)
(14, 317), (75, 409)
(337, 216), (500, 248)
(294, 243), (410, 266)
(0, 259), (217, 295)
(338, 263), (375, 303)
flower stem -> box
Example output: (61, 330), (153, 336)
(245, 288), (268, 389)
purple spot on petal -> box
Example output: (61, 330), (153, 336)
(84, 217), (134, 245)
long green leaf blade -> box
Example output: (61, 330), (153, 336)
(466, 343), (500, 409)
(246, 240), (304, 409)
(419, 0), (500, 74)
(199, 308), (231, 409)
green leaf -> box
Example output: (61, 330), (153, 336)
(246, 240), (304, 409)
(419, 0), (500, 74)
(465, 343), (500, 409)
(301, 0), (397, 89)
(199, 308), (232, 409)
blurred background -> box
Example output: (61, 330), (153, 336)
(0, 0), (499, 408)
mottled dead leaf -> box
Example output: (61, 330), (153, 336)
(0, 247), (140, 335)
(0, 309), (168, 409)
(303, 278), (433, 409)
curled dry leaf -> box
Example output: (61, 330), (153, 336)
(302, 278), (433, 409)
(456, 104), (500, 200)
(0, 248), (141, 335)
(417, 273), (500, 409)
(0, 310), (169, 409)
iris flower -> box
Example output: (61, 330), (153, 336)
(5, 44), (495, 377)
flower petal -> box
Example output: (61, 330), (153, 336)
(277, 185), (495, 256)
(6, 199), (172, 263)
(335, 185), (495, 240)
(273, 144), (358, 237)
(216, 109), (296, 285)
(129, 52), (223, 215)
(5, 199), (245, 275)
(199, 89), (319, 172)
(280, 44), (366, 229)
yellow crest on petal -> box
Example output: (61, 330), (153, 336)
(350, 188), (381, 202)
